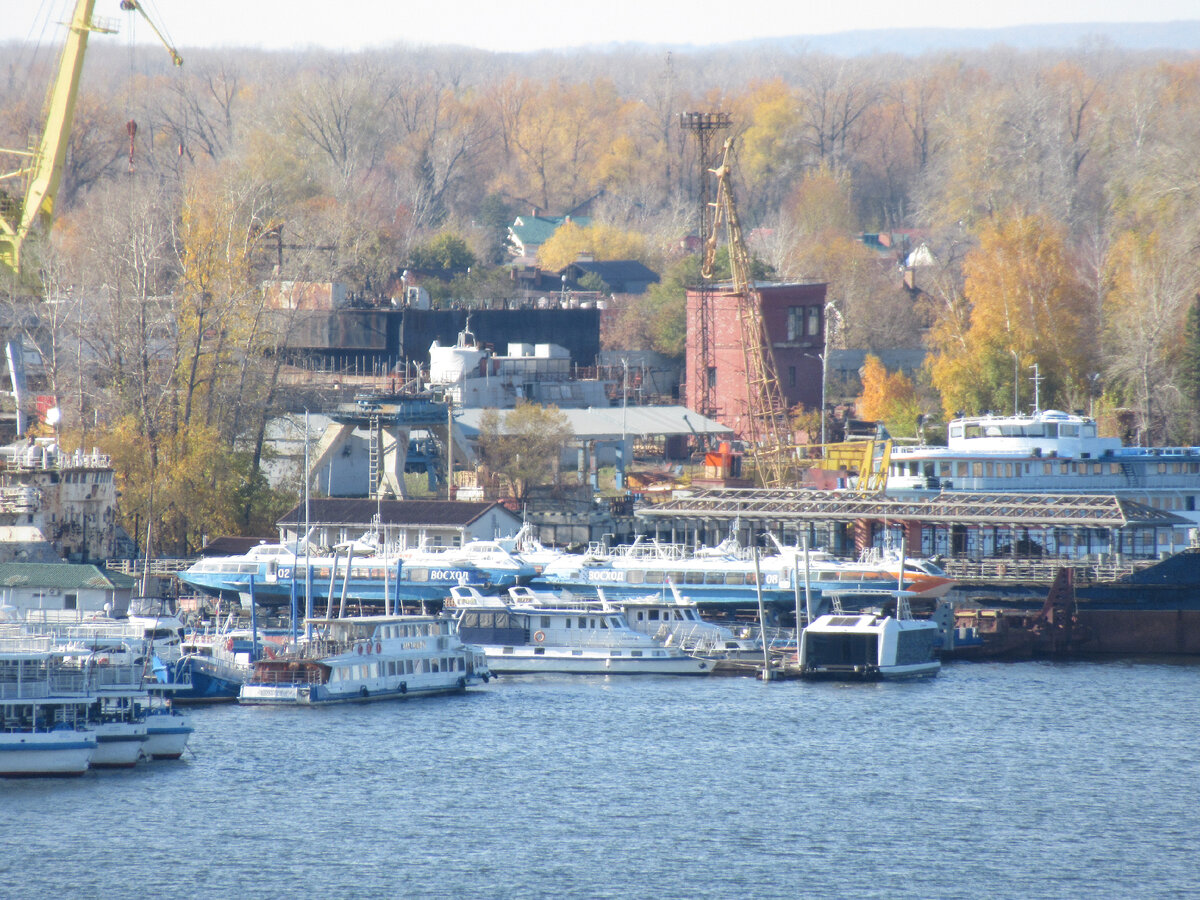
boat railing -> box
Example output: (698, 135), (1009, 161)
(87, 665), (146, 690)
(940, 557), (1155, 584)
(248, 667), (321, 686)
(0, 633), (55, 653)
(587, 540), (692, 561)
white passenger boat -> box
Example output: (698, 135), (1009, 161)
(532, 535), (953, 614)
(0, 644), (97, 776)
(886, 407), (1200, 553)
(180, 538), (536, 611)
(799, 593), (941, 680)
(590, 585), (770, 660)
(89, 712), (149, 768)
(140, 689), (194, 760)
(448, 586), (712, 675)
(0, 728), (97, 777)
(238, 614), (490, 705)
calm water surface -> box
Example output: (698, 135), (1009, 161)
(3, 660), (1199, 899)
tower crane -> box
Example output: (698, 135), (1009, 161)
(0, 0), (182, 280)
(702, 137), (800, 488)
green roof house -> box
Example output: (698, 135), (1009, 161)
(0, 562), (137, 620)
(507, 214), (592, 259)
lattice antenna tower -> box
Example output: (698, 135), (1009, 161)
(680, 111), (731, 422)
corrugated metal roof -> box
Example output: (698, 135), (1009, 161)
(0, 563), (135, 591)
(455, 405), (731, 440)
(277, 498), (519, 528)
(637, 488), (1188, 528)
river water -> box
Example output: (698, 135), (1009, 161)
(3, 660), (1198, 899)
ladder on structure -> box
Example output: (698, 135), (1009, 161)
(368, 413), (380, 496)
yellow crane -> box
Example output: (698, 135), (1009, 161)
(702, 137), (801, 488)
(0, 0), (182, 280)
(701, 136), (892, 493)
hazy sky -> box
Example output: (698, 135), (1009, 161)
(5, 0), (1200, 53)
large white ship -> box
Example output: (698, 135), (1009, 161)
(885, 409), (1200, 553)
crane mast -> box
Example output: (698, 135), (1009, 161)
(0, 0), (181, 280)
(703, 138), (798, 488)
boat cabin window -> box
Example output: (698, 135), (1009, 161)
(599, 618), (608, 629)
(607, 618), (620, 628)
(578, 617), (587, 628)
(724, 573), (742, 585)
(704, 572), (724, 584)
(540, 616), (551, 627)
(645, 572), (664, 584)
(949, 425), (963, 439)
(686, 571), (704, 584)
(563, 618), (570, 628)
(648, 610), (660, 620)
(627, 570), (645, 584)
(1058, 423), (1079, 437)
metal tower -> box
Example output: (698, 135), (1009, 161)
(680, 111), (730, 422)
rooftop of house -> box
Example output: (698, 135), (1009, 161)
(0, 562), (136, 591)
(278, 498), (520, 529)
(509, 215), (593, 249)
(561, 259), (660, 293)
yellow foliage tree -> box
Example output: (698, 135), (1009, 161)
(536, 222), (649, 272)
(858, 354), (921, 436)
(929, 213), (1094, 417)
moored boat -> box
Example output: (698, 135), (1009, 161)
(532, 535), (953, 615)
(586, 585), (772, 660)
(180, 539), (536, 611)
(238, 614), (489, 705)
(140, 690), (194, 760)
(448, 586), (712, 675)
(799, 593), (941, 680)
(0, 644), (97, 776)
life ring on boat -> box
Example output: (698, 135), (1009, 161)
(533, 631), (546, 643)
(399, 681), (407, 694)
(376, 642), (382, 654)
(225, 638), (234, 652)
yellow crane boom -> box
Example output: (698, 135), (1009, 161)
(703, 137), (799, 488)
(0, 0), (181, 280)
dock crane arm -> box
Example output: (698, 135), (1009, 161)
(0, 0), (181, 279)
(707, 137), (798, 488)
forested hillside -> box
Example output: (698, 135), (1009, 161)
(3, 34), (1200, 548)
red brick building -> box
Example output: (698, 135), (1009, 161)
(685, 281), (828, 437)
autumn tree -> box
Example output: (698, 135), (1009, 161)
(858, 354), (921, 437)
(477, 403), (574, 507)
(1102, 229), (1200, 445)
(929, 213), (1095, 417)
(536, 221), (651, 271)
